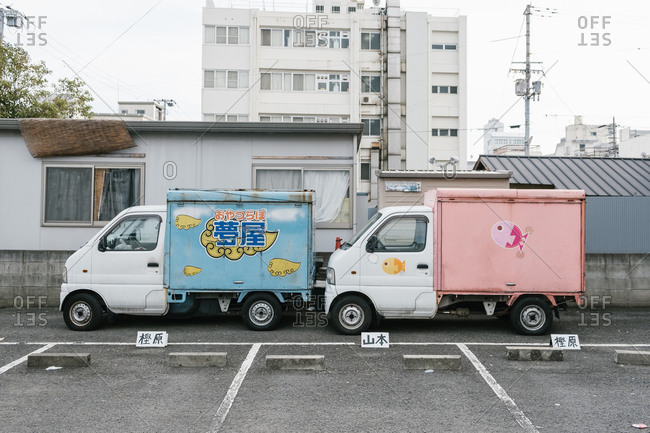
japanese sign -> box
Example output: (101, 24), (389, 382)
(136, 331), (168, 347)
(199, 208), (279, 260)
(385, 181), (421, 192)
(361, 332), (390, 348)
(551, 334), (581, 350)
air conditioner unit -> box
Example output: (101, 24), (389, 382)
(361, 95), (379, 105)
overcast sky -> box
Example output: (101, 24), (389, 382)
(6, 0), (650, 157)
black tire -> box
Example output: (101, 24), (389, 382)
(242, 293), (282, 331)
(330, 295), (372, 335)
(63, 293), (103, 331)
(510, 298), (553, 335)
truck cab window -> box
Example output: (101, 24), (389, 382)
(371, 217), (427, 253)
(103, 216), (161, 251)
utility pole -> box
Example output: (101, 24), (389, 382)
(511, 4), (555, 156)
(154, 99), (176, 121)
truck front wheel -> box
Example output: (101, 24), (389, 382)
(242, 294), (282, 331)
(63, 294), (103, 331)
(510, 298), (552, 335)
(331, 295), (372, 335)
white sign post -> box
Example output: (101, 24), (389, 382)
(136, 331), (168, 347)
(361, 332), (390, 348)
(551, 334), (580, 350)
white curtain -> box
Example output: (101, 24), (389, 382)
(304, 170), (349, 223)
(256, 169), (301, 189)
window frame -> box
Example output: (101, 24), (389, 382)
(369, 215), (428, 253)
(362, 118), (381, 136)
(204, 25), (250, 45)
(41, 163), (145, 227)
(252, 166), (353, 229)
(100, 214), (162, 252)
(361, 75), (380, 93)
(361, 31), (380, 50)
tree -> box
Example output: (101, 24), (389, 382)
(0, 41), (93, 118)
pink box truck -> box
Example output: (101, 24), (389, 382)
(324, 188), (585, 335)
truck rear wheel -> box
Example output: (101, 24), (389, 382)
(63, 293), (103, 331)
(242, 293), (282, 331)
(510, 298), (552, 335)
(331, 295), (372, 335)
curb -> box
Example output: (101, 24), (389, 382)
(506, 346), (563, 361)
(168, 352), (228, 367)
(27, 353), (91, 368)
(266, 355), (324, 370)
(403, 355), (462, 370)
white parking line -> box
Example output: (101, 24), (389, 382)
(457, 343), (538, 433)
(2, 341), (649, 347)
(210, 343), (261, 433)
(0, 343), (56, 375)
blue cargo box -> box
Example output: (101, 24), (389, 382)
(164, 190), (314, 300)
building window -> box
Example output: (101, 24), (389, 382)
(331, 6), (340, 13)
(361, 32), (380, 50)
(136, 109), (145, 115)
(260, 72), (316, 91)
(348, 6), (356, 12)
(316, 5), (324, 12)
(327, 30), (349, 48)
(205, 26), (249, 44)
(432, 128), (458, 136)
(43, 165), (143, 226)
(206, 114), (248, 122)
(316, 73), (350, 92)
(260, 115), (335, 123)
(254, 167), (351, 227)
(362, 118), (381, 136)
(361, 75), (380, 93)
(432, 86), (457, 94)
(204, 70), (249, 89)
(432, 44), (457, 50)
(361, 162), (370, 181)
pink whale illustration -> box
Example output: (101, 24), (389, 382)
(491, 221), (529, 251)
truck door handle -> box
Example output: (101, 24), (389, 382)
(417, 264), (429, 269)
(148, 262), (159, 268)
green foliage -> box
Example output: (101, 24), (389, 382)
(0, 41), (93, 118)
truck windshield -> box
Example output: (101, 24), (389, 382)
(341, 212), (382, 249)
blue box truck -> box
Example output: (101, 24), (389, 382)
(60, 189), (314, 331)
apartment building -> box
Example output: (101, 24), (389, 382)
(202, 0), (467, 200)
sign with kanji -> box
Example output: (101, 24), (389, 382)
(551, 334), (580, 350)
(136, 331), (168, 347)
(361, 332), (390, 348)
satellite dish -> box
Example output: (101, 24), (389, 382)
(372, 0), (381, 6)
(449, 156), (459, 164)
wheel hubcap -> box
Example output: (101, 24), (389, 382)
(340, 304), (363, 329)
(250, 301), (273, 326)
(520, 306), (545, 331)
(71, 302), (91, 325)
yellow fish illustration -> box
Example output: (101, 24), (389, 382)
(200, 217), (278, 260)
(382, 258), (405, 275)
(175, 215), (201, 230)
(267, 258), (301, 277)
(183, 265), (202, 276)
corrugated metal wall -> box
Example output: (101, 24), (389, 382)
(586, 197), (650, 253)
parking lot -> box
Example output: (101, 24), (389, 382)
(1, 306), (649, 433)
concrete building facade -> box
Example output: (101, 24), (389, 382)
(93, 101), (164, 121)
(483, 118), (540, 156)
(201, 0), (467, 206)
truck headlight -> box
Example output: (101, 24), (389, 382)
(326, 267), (335, 285)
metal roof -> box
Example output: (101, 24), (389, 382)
(474, 155), (650, 197)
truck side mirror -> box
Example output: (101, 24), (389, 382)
(366, 235), (378, 253)
(98, 237), (106, 252)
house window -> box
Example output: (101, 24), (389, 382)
(361, 162), (370, 181)
(348, 6), (356, 12)
(362, 118), (381, 136)
(331, 6), (340, 13)
(43, 165), (143, 226)
(361, 32), (380, 50)
(205, 26), (249, 44)
(328, 30), (349, 48)
(260, 72), (315, 91)
(136, 109), (145, 115)
(254, 167), (352, 227)
(315, 5), (324, 12)
(361, 75), (380, 93)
